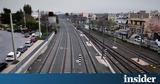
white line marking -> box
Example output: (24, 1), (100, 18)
(80, 34), (84, 37)
(102, 57), (116, 73)
(86, 41), (92, 46)
(79, 54), (82, 56)
(78, 30), (83, 34)
(90, 40), (102, 56)
(96, 56), (108, 67)
(76, 60), (80, 63)
(83, 34), (89, 41)
(112, 46), (118, 49)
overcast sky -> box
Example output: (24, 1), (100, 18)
(0, 0), (160, 13)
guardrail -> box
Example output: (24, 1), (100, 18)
(9, 32), (55, 73)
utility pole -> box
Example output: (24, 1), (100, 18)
(10, 13), (17, 62)
(137, 24), (144, 62)
(88, 17), (91, 35)
(101, 18), (108, 59)
(101, 25), (105, 59)
(112, 25), (118, 49)
(46, 21), (48, 37)
(38, 10), (42, 38)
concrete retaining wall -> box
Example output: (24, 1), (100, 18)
(16, 32), (55, 73)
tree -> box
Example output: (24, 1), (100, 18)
(106, 19), (117, 31)
(95, 16), (117, 32)
(48, 12), (55, 16)
(65, 13), (69, 16)
(146, 18), (160, 32)
(3, 8), (11, 13)
(26, 20), (38, 31)
(23, 4), (32, 15)
(13, 9), (23, 24)
(1, 8), (11, 24)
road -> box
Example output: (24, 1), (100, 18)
(81, 28), (160, 73)
(28, 19), (110, 73)
(0, 30), (28, 63)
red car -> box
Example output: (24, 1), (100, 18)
(30, 36), (37, 43)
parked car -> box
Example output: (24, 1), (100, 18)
(134, 38), (145, 43)
(134, 35), (140, 39)
(0, 62), (8, 71)
(24, 33), (30, 38)
(25, 40), (33, 47)
(5, 52), (21, 61)
(155, 39), (160, 47)
(30, 36), (37, 43)
(17, 46), (28, 53)
(31, 33), (36, 37)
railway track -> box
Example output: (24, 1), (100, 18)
(72, 28), (89, 73)
(49, 24), (68, 73)
(59, 28), (68, 73)
(118, 44), (159, 65)
(101, 34), (160, 66)
(38, 25), (66, 73)
(39, 21), (95, 73)
(81, 29), (149, 73)
(73, 28), (97, 73)
(91, 30), (160, 67)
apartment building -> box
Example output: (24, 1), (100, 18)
(127, 11), (149, 37)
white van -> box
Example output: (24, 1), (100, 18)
(155, 39), (160, 47)
(5, 52), (21, 61)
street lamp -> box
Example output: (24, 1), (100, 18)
(10, 13), (18, 63)
(101, 25), (105, 59)
(38, 10), (42, 38)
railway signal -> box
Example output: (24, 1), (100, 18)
(103, 49), (108, 57)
